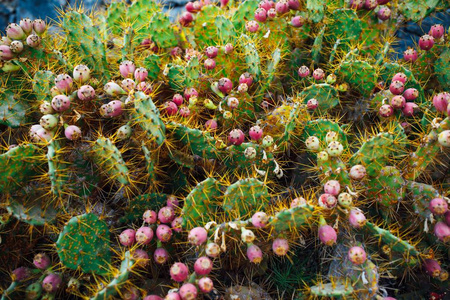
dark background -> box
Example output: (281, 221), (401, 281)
(0, 0), (449, 57)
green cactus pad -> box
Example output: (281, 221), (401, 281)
(132, 91), (165, 145)
(0, 144), (40, 193)
(33, 70), (55, 103)
(317, 157), (351, 186)
(298, 84), (339, 113)
(141, 144), (156, 182)
(0, 89), (27, 128)
(120, 193), (167, 223)
(435, 47), (450, 90)
(62, 11), (110, 80)
(222, 178), (269, 218)
(90, 251), (135, 300)
(193, 5), (222, 47)
(310, 281), (354, 297)
(143, 54), (161, 81)
(215, 16), (236, 44)
(232, 0), (259, 31)
(91, 137), (130, 186)
(306, 0), (324, 23)
(8, 199), (58, 226)
(327, 9), (361, 42)
(365, 222), (419, 256)
(185, 56), (200, 88)
(241, 34), (261, 81)
(127, 0), (159, 41)
(224, 142), (273, 170)
(311, 26), (325, 65)
(47, 140), (69, 200)
(337, 60), (377, 97)
(269, 204), (314, 232)
(404, 134), (441, 181)
(406, 181), (441, 219)
(169, 122), (220, 159)
(166, 63), (185, 91)
(367, 166), (405, 207)
(182, 177), (222, 228)
(303, 119), (348, 147)
(148, 12), (177, 48)
(400, 0), (441, 22)
(106, 1), (126, 35)
(56, 213), (111, 275)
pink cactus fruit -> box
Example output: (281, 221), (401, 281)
(288, 0), (300, 9)
(144, 296), (163, 300)
(429, 24), (444, 39)
(204, 58), (216, 70)
(158, 206), (175, 223)
(184, 87), (198, 101)
(307, 98), (318, 110)
(402, 102), (419, 117)
(121, 78), (136, 92)
(12, 267), (30, 282)
(423, 259), (441, 277)
(364, 0), (377, 10)
(77, 85), (96, 101)
(132, 249), (149, 267)
(254, 8), (267, 22)
(119, 229), (136, 246)
(51, 95), (71, 112)
(205, 119), (218, 131)
(135, 227), (154, 244)
(170, 262), (189, 282)
(389, 80), (404, 95)
(419, 34), (434, 51)
(172, 94), (184, 106)
(379, 104), (394, 117)
(55, 74), (73, 93)
(166, 292), (181, 300)
(239, 72), (253, 86)
(249, 125), (263, 141)
(188, 227), (208, 246)
(348, 246), (367, 265)
(392, 72), (407, 84)
(251, 211), (269, 228)
(164, 101), (178, 116)
(134, 67), (148, 82)
(0, 45), (15, 61)
(318, 193), (338, 209)
(120, 60), (136, 78)
(171, 217), (183, 233)
(205, 46), (219, 58)
(42, 273), (62, 293)
(291, 15), (305, 27)
(403, 88), (418, 101)
(348, 209), (367, 228)
(154, 248), (170, 264)
(206, 242), (221, 258)
(275, 0), (289, 15)
(290, 197), (307, 208)
(324, 180), (340, 196)
(377, 6), (391, 20)
(433, 92), (450, 112)
(194, 256), (213, 275)
(259, 0), (274, 11)
(445, 211), (450, 226)
(318, 224), (337, 246)
(143, 210), (157, 224)
(198, 277), (214, 293)
(228, 129), (245, 145)
(247, 244), (263, 263)
(6, 23), (25, 40)
(218, 77), (233, 94)
(179, 106), (191, 117)
(20, 18), (33, 34)
(224, 43), (234, 54)
(391, 95), (406, 109)
(312, 68), (325, 80)
(298, 65), (310, 78)
(403, 48), (418, 62)
(429, 198), (448, 215)
(272, 238), (289, 256)
(179, 283), (198, 300)
(65, 125), (82, 141)
(246, 20), (259, 32)
(156, 224), (173, 242)
(434, 221), (450, 242)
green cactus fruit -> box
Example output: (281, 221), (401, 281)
(364, 221), (419, 256)
(222, 178), (269, 219)
(367, 166), (405, 207)
(269, 204), (314, 232)
(56, 213), (111, 275)
(310, 281), (354, 297)
(0, 89), (27, 128)
(182, 177), (222, 228)
(62, 11), (110, 80)
(303, 119), (348, 147)
(91, 137), (130, 186)
(89, 251), (135, 300)
(132, 91), (165, 145)
(0, 144), (40, 193)
(299, 84), (339, 113)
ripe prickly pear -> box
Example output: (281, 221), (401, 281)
(402, 102), (418, 117)
(171, 217), (183, 233)
(349, 0), (364, 9)
(419, 35), (434, 50)
(77, 85), (95, 101)
(324, 180), (340, 196)
(379, 104), (394, 117)
(55, 74), (73, 93)
(19, 18), (33, 34)
(247, 244), (263, 263)
(12, 267), (30, 281)
(403, 88), (418, 101)
(73, 64), (90, 83)
(224, 43), (234, 54)
(403, 48), (418, 62)
(156, 224), (173, 242)
(42, 273), (62, 293)
(307, 98), (318, 110)
(179, 283), (198, 300)
(432, 92), (450, 112)
(348, 209), (366, 228)
(179, 106), (190, 117)
(423, 259), (441, 277)
(228, 129), (245, 145)
(272, 238), (289, 256)
(254, 8), (268, 23)
(275, 0), (289, 15)
(120, 60), (136, 78)
(350, 165), (367, 180)
(251, 212), (269, 228)
(158, 206), (175, 223)
(143, 210), (157, 224)
(312, 68), (325, 80)
(318, 193), (337, 209)
(249, 125), (263, 141)
(392, 72), (407, 84)
(132, 249), (149, 267)
(429, 198), (448, 215)
(166, 292), (181, 300)
(318, 224), (337, 246)
(246, 21), (259, 32)
(204, 58), (216, 70)
(348, 246), (366, 265)
(119, 229), (136, 246)
(164, 101), (178, 116)
(364, 0), (377, 10)
(33, 19), (46, 35)
(136, 227), (154, 244)
(288, 0), (300, 10)
(259, 0), (275, 11)
(154, 248), (169, 264)
(6, 23), (25, 40)
(170, 262), (189, 282)
(64, 125), (81, 141)
(194, 256), (213, 275)
(144, 296), (163, 300)
(198, 277), (214, 293)
(291, 197), (307, 208)
(205, 119), (218, 131)
(27, 34), (41, 48)
(377, 7), (391, 20)
(51, 95), (70, 112)
(429, 24), (444, 39)
(0, 45), (14, 60)
(134, 67), (148, 82)
(184, 87), (198, 100)
(389, 80), (404, 95)
(188, 227), (208, 245)
(239, 72), (253, 86)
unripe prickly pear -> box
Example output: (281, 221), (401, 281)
(143, 210), (157, 224)
(325, 131), (339, 144)
(198, 277), (214, 293)
(156, 225), (173, 242)
(73, 64), (90, 83)
(55, 74), (73, 93)
(438, 130), (450, 147)
(26, 282), (42, 300)
(77, 85), (95, 101)
(247, 244), (263, 263)
(154, 248), (169, 264)
(318, 225), (337, 246)
(402, 102), (419, 117)
(317, 151), (329, 161)
(194, 256), (213, 275)
(379, 104), (394, 117)
(327, 141), (344, 156)
(1, 36), (12, 45)
(158, 206), (175, 223)
(228, 129), (245, 145)
(40, 101), (54, 114)
(423, 259), (441, 277)
(272, 238), (289, 256)
(6, 23), (25, 40)
(433, 92), (450, 112)
(42, 273), (62, 293)
(403, 48), (418, 62)
(241, 228), (256, 243)
(246, 21), (259, 32)
(117, 124), (132, 140)
(403, 88), (418, 101)
(33, 19), (46, 35)
(170, 262), (189, 282)
(20, 18), (33, 34)
(324, 180), (340, 196)
(429, 24), (444, 39)
(119, 229), (136, 246)
(188, 227), (208, 246)
(319, 193), (337, 209)
(419, 34), (434, 50)
(244, 146), (257, 159)
(338, 193), (352, 207)
(40, 114), (58, 130)
(0, 45), (14, 60)
(305, 136), (320, 151)
(389, 80), (404, 95)
(312, 68), (325, 80)
(429, 198), (448, 215)
(298, 65), (310, 78)
(350, 165), (366, 180)
(104, 82), (125, 96)
(10, 40), (23, 53)
(262, 135), (274, 147)
(51, 95), (70, 112)
(227, 97), (239, 109)
(136, 227), (154, 244)
(254, 8), (267, 22)
(349, 209), (366, 228)
(179, 283), (198, 300)
(348, 246), (366, 265)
